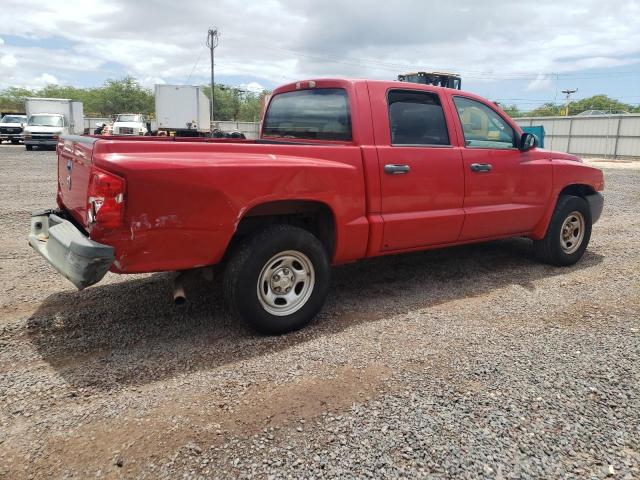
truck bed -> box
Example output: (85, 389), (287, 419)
(56, 135), (370, 274)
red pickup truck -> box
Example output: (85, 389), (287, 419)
(29, 79), (604, 334)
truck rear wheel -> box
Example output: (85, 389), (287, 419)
(223, 225), (331, 334)
(533, 195), (592, 266)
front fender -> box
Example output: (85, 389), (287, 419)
(530, 160), (604, 239)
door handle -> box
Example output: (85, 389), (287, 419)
(384, 164), (410, 175)
(470, 163), (492, 172)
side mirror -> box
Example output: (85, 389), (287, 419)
(520, 132), (538, 152)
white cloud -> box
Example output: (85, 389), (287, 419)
(241, 82), (266, 93)
(0, 0), (638, 99)
(527, 74), (553, 92)
(36, 73), (58, 85)
(0, 54), (17, 68)
(139, 76), (166, 88)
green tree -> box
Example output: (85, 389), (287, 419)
(527, 102), (564, 117)
(201, 85), (269, 121)
(238, 93), (263, 122)
(568, 95), (631, 115)
(98, 76), (154, 116)
(526, 95), (635, 117)
(498, 104), (523, 118)
(0, 87), (35, 112)
(1, 77), (268, 119)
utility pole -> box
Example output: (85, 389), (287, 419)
(562, 88), (577, 116)
(206, 28), (219, 127)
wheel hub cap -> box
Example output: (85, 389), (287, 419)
(270, 267), (295, 293)
(559, 211), (585, 254)
(257, 250), (315, 316)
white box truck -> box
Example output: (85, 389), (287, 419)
(23, 98), (84, 150)
(155, 85), (210, 136)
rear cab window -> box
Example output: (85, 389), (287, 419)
(453, 96), (516, 149)
(387, 90), (450, 146)
(262, 88), (351, 141)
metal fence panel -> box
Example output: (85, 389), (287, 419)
(205, 116), (640, 158)
(515, 114), (640, 159)
(617, 137), (640, 157)
(619, 117), (640, 137)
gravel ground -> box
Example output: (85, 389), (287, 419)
(0, 144), (638, 479)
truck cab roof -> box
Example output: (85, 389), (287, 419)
(272, 78), (469, 96)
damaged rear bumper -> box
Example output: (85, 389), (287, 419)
(28, 210), (114, 290)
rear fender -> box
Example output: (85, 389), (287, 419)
(93, 149), (369, 272)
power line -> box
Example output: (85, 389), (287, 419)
(186, 45), (206, 84)
(254, 45), (640, 81)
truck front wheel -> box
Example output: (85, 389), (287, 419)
(533, 194), (592, 266)
(223, 225), (331, 334)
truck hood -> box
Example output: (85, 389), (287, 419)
(24, 126), (65, 134)
(0, 122), (24, 128)
(538, 148), (583, 163)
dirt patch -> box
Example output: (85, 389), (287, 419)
(24, 364), (392, 477)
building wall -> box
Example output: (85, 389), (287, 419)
(515, 114), (640, 159)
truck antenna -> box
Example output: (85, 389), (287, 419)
(206, 28), (220, 127)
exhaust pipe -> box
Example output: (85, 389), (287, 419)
(172, 267), (215, 306)
(173, 272), (187, 306)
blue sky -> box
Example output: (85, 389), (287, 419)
(1, 0), (639, 111)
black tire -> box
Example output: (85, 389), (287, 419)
(11, 140), (20, 145)
(223, 225), (331, 335)
(25, 145), (33, 151)
(533, 195), (592, 266)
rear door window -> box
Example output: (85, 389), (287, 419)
(387, 90), (450, 146)
(263, 88), (351, 141)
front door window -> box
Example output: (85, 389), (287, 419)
(453, 97), (515, 149)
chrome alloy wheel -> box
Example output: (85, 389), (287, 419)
(559, 211), (585, 254)
(257, 250), (315, 316)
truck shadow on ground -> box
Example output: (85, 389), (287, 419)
(26, 238), (603, 391)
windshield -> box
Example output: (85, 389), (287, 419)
(28, 115), (64, 127)
(1, 115), (27, 124)
(262, 88), (352, 141)
(116, 114), (142, 122)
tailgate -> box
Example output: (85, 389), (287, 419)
(57, 135), (98, 228)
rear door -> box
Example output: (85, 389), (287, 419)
(450, 96), (552, 240)
(369, 83), (465, 251)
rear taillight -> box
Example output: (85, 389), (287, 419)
(87, 168), (126, 228)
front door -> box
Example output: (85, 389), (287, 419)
(450, 96), (552, 240)
(369, 84), (465, 251)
